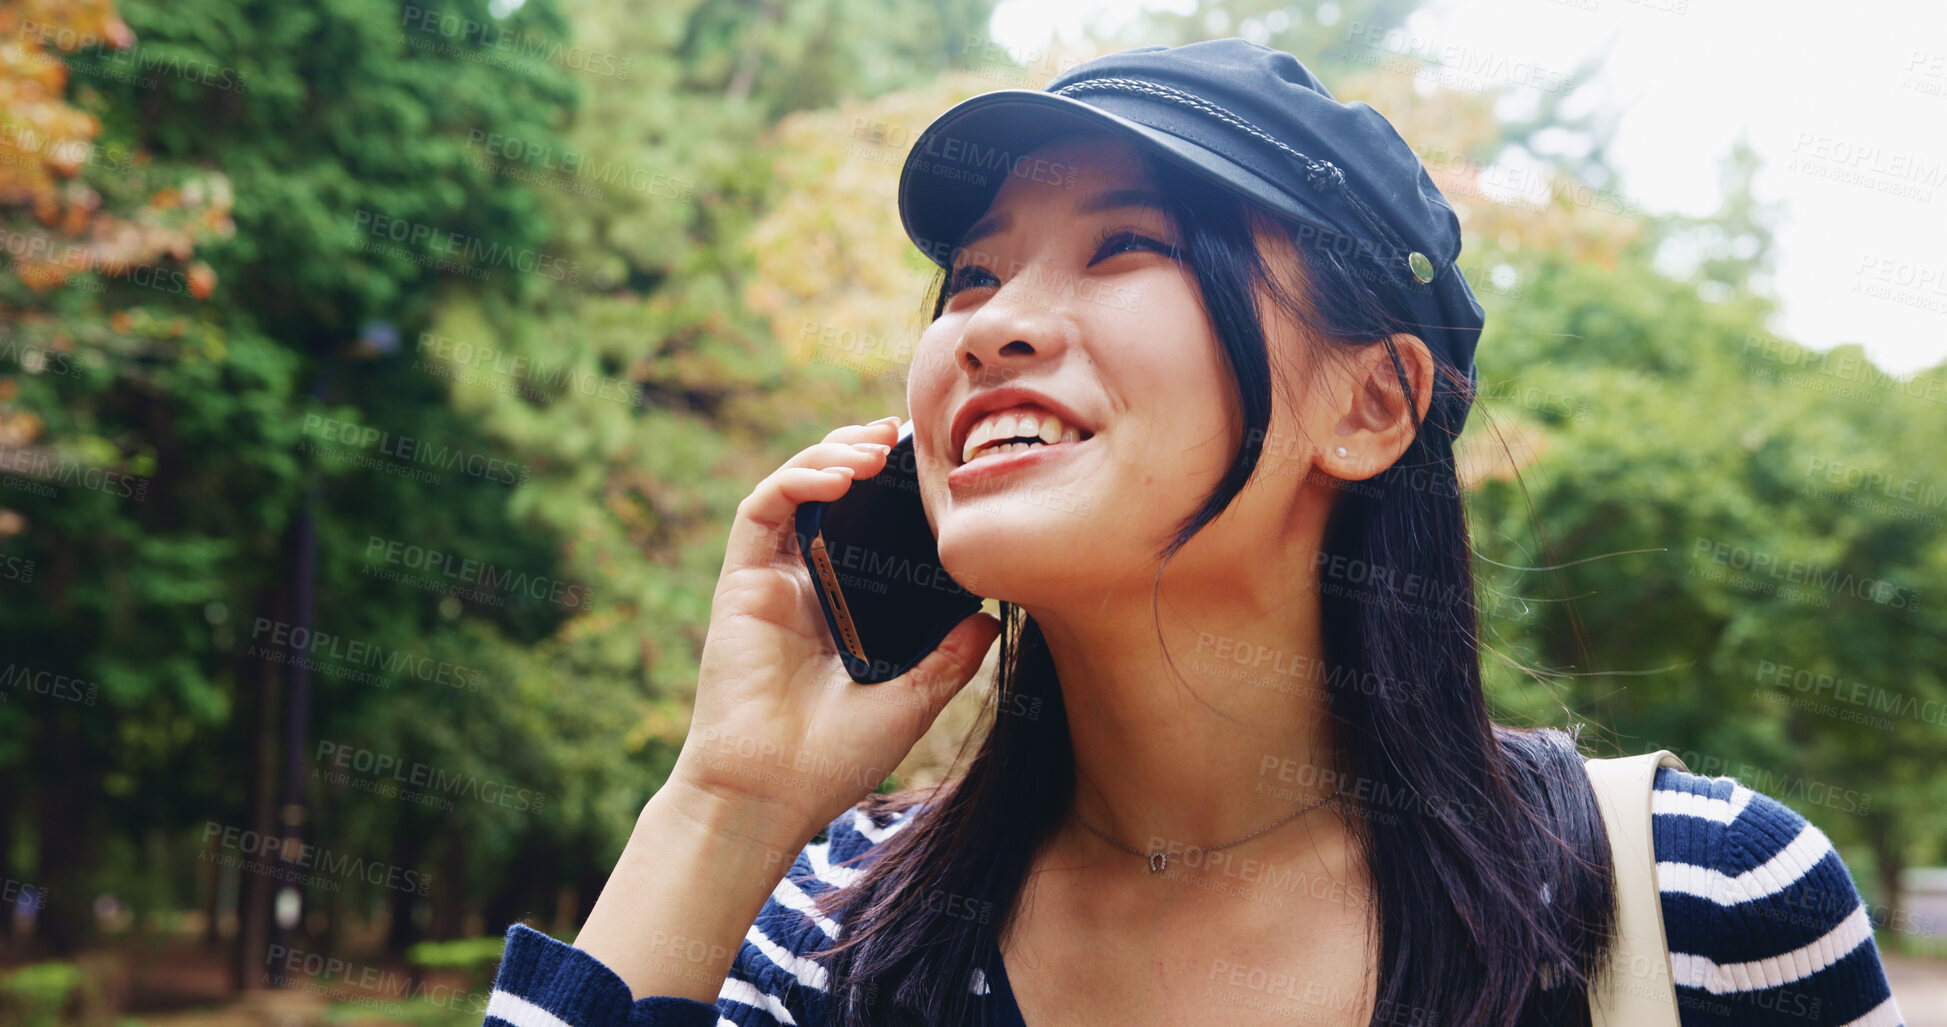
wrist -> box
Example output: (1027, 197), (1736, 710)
(575, 782), (822, 1002)
(647, 778), (823, 869)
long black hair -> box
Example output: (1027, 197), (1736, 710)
(809, 146), (1616, 1027)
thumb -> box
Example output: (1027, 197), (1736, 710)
(900, 611), (1003, 711)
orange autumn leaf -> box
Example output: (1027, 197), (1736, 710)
(186, 262), (216, 300)
(1, 0), (229, 298)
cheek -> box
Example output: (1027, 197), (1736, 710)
(906, 315), (969, 469)
(906, 319), (958, 416)
(1112, 310), (1236, 453)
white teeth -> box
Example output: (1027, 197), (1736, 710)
(959, 406), (1090, 464)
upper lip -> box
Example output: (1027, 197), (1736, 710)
(949, 386), (1095, 465)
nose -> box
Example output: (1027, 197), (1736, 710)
(953, 270), (1078, 380)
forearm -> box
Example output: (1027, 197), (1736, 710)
(573, 784), (820, 1003)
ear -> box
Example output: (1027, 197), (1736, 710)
(1315, 334), (1435, 482)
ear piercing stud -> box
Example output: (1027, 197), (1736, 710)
(1335, 446), (1349, 458)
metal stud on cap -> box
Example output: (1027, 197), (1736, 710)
(1408, 251), (1435, 283)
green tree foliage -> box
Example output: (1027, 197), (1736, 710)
(3, 0), (582, 956)
(398, 0), (1002, 933)
(1466, 161), (1947, 915)
(3, 0), (1005, 974)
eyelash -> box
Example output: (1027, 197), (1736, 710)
(943, 228), (1175, 299)
(1090, 226), (1174, 261)
(944, 262), (994, 298)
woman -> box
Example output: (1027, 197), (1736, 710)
(484, 40), (1904, 1027)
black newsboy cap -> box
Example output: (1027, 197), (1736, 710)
(897, 37), (1486, 405)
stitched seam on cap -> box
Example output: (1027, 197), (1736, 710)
(1054, 77), (1341, 181)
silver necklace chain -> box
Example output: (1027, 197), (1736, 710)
(1070, 781), (1348, 874)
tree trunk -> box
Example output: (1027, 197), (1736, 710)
(232, 602), (280, 992)
(483, 832), (550, 933)
(385, 812), (430, 953)
(1865, 810), (1905, 929)
(433, 831), (465, 940)
(33, 704), (91, 954)
(0, 763), (15, 950)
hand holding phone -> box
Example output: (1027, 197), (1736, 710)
(795, 418), (990, 683)
(668, 418), (1001, 835)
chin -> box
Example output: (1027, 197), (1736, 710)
(935, 506), (1099, 603)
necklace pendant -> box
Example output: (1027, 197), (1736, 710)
(1148, 852), (1168, 873)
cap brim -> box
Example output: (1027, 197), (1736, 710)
(898, 90), (1342, 268)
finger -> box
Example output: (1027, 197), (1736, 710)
(716, 423), (902, 583)
(724, 465), (858, 572)
(723, 439), (894, 573)
(781, 440), (894, 474)
(821, 416), (902, 446)
(895, 611), (1003, 714)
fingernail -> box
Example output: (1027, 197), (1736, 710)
(852, 442), (891, 455)
(868, 415), (901, 426)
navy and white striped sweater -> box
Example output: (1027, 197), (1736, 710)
(484, 767), (1906, 1026)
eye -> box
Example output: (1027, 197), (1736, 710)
(1089, 228), (1175, 266)
(944, 262), (998, 299)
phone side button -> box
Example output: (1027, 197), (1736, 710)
(805, 532), (868, 663)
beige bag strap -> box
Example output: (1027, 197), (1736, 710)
(1583, 749), (1688, 1027)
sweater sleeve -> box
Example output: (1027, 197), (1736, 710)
(1651, 767), (1906, 1027)
(482, 806), (908, 1027)
(483, 922), (721, 1027)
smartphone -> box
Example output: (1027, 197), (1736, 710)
(794, 419), (987, 683)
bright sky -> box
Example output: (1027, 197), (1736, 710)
(989, 0), (1947, 373)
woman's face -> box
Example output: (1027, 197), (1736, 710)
(906, 132), (1323, 605)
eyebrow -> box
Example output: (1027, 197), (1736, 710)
(951, 188), (1170, 260)
(957, 211), (1010, 253)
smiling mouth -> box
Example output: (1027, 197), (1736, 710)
(959, 435), (1087, 468)
(945, 433), (1096, 493)
(956, 408), (1095, 466)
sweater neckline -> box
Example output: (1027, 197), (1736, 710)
(985, 934), (1028, 1027)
